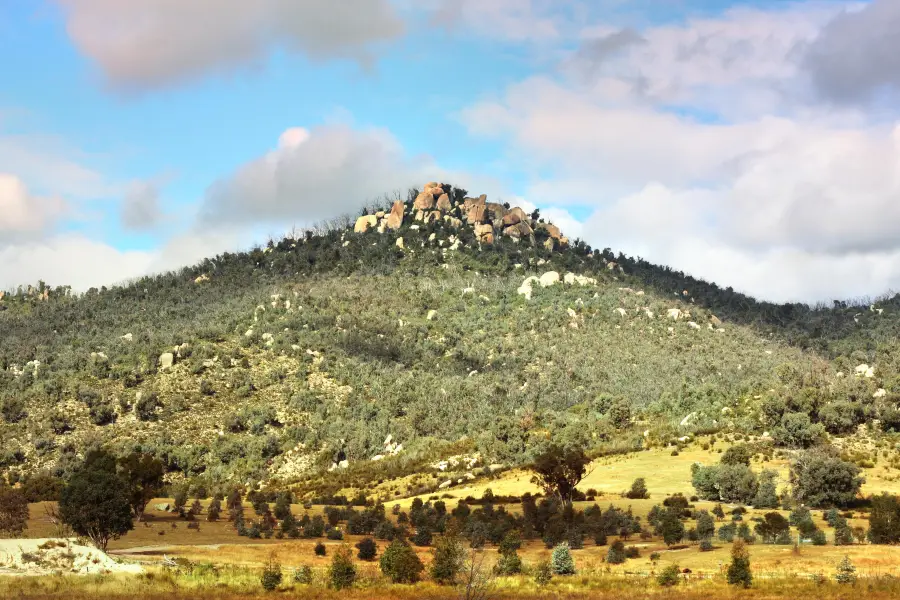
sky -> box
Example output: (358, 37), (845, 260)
(2, 0), (900, 304)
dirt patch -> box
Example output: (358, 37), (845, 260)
(0, 538), (143, 576)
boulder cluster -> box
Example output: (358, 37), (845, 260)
(353, 181), (569, 249)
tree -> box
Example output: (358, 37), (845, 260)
(867, 493), (900, 544)
(356, 537), (377, 561)
(551, 542), (576, 575)
(431, 531), (465, 584)
(717, 464), (759, 504)
(721, 444), (752, 466)
(0, 487), (28, 537)
(529, 444), (591, 508)
(606, 539), (626, 564)
(118, 452), (164, 522)
(207, 496), (221, 522)
(696, 510), (715, 540)
(751, 469), (779, 509)
(754, 512), (789, 544)
(329, 544), (357, 590)
(380, 538), (424, 583)
(835, 555), (857, 585)
(260, 552), (282, 591)
(726, 539), (752, 588)
(660, 508), (685, 546)
(791, 449), (863, 508)
(624, 477), (649, 499)
(59, 449), (134, 551)
(657, 564), (681, 587)
(534, 559), (552, 586)
(772, 412), (825, 448)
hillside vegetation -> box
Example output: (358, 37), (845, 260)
(1, 182), (898, 499)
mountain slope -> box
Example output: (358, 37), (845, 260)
(0, 182), (896, 498)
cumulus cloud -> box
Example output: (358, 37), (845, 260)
(0, 174), (66, 236)
(0, 234), (154, 291)
(429, 0), (571, 41)
(199, 123), (511, 228)
(460, 3), (900, 303)
(57, 0), (405, 91)
(120, 181), (164, 231)
(805, 0), (900, 104)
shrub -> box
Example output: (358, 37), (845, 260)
(791, 449), (863, 508)
(721, 444), (752, 466)
(606, 539), (626, 564)
(624, 546), (640, 558)
(430, 532), (465, 584)
(495, 551), (523, 575)
(534, 559), (552, 586)
(314, 542), (327, 556)
(356, 537), (377, 561)
(293, 565), (313, 585)
(657, 564), (681, 587)
(326, 527), (344, 541)
(0, 487), (28, 537)
(135, 393), (161, 422)
(727, 540), (752, 588)
(867, 493), (900, 544)
(624, 477), (650, 499)
(260, 554), (282, 591)
(811, 529), (827, 546)
(380, 539), (424, 584)
(551, 542), (576, 575)
(329, 544), (356, 590)
(699, 538), (713, 551)
(412, 527), (432, 546)
(835, 555), (857, 585)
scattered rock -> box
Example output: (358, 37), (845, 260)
(159, 352), (175, 370)
(396, 237), (405, 249)
(539, 271), (560, 288)
(354, 214), (378, 233)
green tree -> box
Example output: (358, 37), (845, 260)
(696, 510), (715, 540)
(726, 539), (752, 588)
(529, 444), (591, 508)
(752, 469), (779, 509)
(59, 449), (134, 551)
(791, 449), (864, 508)
(0, 486), (28, 537)
(117, 452), (164, 522)
(657, 564), (681, 587)
(835, 555), (857, 585)
(754, 512), (789, 544)
(606, 539), (626, 564)
(260, 552), (282, 591)
(721, 444), (752, 466)
(550, 542), (576, 575)
(624, 477), (649, 499)
(534, 559), (552, 585)
(380, 538), (424, 583)
(355, 537), (377, 561)
(660, 509), (685, 547)
(329, 544), (357, 590)
(867, 493), (900, 544)
(430, 531), (465, 584)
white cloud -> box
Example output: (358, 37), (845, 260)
(57, 0), (406, 91)
(0, 174), (66, 235)
(120, 181), (165, 231)
(428, 0), (572, 41)
(199, 123), (511, 228)
(0, 234), (154, 291)
(805, 0), (900, 105)
(459, 4), (900, 303)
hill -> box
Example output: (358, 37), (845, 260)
(1, 181), (898, 500)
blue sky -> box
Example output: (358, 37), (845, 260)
(3, 0), (900, 304)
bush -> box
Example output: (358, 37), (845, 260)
(727, 540), (752, 588)
(430, 532), (465, 584)
(356, 537), (377, 561)
(495, 551), (523, 575)
(624, 477), (649, 499)
(412, 527), (432, 546)
(314, 542), (327, 556)
(326, 527), (344, 541)
(835, 555), (857, 585)
(551, 542), (576, 575)
(380, 539), (424, 584)
(260, 554), (282, 591)
(0, 487), (29, 536)
(293, 565), (313, 585)
(657, 564), (681, 587)
(699, 538), (713, 551)
(606, 539), (626, 564)
(329, 544), (356, 590)
(534, 559), (552, 586)
(721, 444), (752, 466)
(791, 449), (863, 508)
